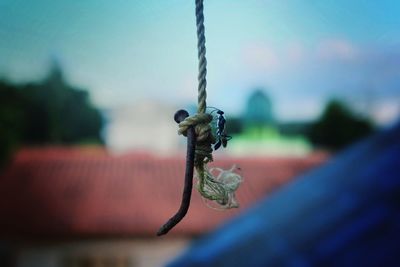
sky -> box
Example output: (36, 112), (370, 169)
(1, 0), (400, 124)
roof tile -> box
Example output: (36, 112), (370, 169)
(0, 147), (328, 237)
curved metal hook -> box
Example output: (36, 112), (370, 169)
(157, 109), (196, 236)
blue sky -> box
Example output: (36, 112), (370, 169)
(1, 0), (399, 123)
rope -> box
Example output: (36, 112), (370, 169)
(196, 0), (207, 114)
(178, 112), (215, 165)
(178, 0), (243, 211)
(158, 0), (242, 235)
(178, 0), (214, 166)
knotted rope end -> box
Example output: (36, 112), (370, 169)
(178, 112), (215, 166)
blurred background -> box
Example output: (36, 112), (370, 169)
(0, 1), (399, 267)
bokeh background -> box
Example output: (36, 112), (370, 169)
(0, 1), (399, 267)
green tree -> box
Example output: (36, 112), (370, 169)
(225, 116), (243, 135)
(0, 80), (26, 166)
(309, 100), (373, 150)
(21, 62), (103, 144)
(0, 62), (103, 167)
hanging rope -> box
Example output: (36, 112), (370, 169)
(158, 0), (214, 237)
(178, 0), (242, 207)
(158, 0), (243, 236)
(178, 0), (215, 168)
(196, 0), (207, 114)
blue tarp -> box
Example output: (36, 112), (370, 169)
(168, 122), (400, 267)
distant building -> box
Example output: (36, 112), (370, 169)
(244, 88), (275, 128)
(104, 101), (181, 154)
(229, 88), (313, 157)
(0, 147), (327, 267)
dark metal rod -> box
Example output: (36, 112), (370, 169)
(157, 109), (196, 236)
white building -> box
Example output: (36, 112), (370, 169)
(104, 101), (184, 155)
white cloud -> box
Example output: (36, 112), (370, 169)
(235, 38), (400, 124)
(286, 42), (305, 64)
(316, 39), (359, 61)
(370, 99), (400, 126)
(242, 43), (280, 71)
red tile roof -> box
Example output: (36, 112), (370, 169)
(0, 147), (328, 238)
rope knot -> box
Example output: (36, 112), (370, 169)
(178, 113), (215, 164)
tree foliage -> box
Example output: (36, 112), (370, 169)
(0, 63), (103, 166)
(0, 81), (26, 165)
(309, 100), (373, 151)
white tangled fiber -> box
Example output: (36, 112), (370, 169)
(196, 165), (243, 210)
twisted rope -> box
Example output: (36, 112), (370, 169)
(188, 1), (242, 210)
(178, 0), (214, 166)
(178, 113), (215, 164)
(196, 0), (207, 114)
(158, 0), (240, 236)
